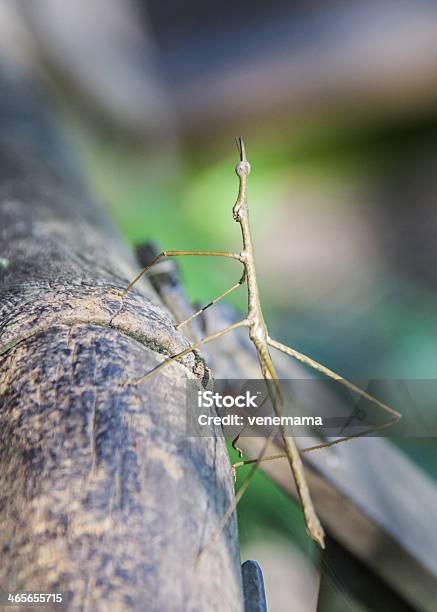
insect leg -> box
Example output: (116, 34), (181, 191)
(123, 250), (242, 296)
(196, 425), (278, 568)
(233, 417), (400, 471)
(175, 273), (245, 331)
(267, 337), (401, 422)
(131, 319), (249, 385)
(231, 390), (269, 457)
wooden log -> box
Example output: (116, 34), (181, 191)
(0, 71), (243, 611)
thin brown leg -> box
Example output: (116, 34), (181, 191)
(232, 417), (400, 471)
(131, 319), (249, 385)
(175, 274), (245, 330)
(196, 425), (278, 568)
(267, 337), (401, 421)
(231, 390), (270, 457)
(123, 250), (242, 296)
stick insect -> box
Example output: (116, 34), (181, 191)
(123, 138), (401, 552)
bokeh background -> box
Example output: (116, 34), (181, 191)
(3, 0), (437, 609)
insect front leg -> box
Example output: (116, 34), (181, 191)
(123, 250), (243, 296)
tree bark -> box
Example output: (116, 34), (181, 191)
(0, 69), (243, 611)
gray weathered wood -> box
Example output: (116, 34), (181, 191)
(0, 71), (243, 611)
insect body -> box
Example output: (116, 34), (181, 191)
(123, 138), (401, 552)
